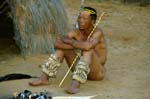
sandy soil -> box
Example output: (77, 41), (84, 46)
(0, 0), (150, 99)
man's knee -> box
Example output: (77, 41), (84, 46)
(55, 49), (75, 62)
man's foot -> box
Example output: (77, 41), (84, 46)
(65, 80), (80, 94)
(29, 78), (49, 86)
(29, 73), (49, 86)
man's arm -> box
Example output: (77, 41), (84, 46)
(54, 31), (76, 50)
(63, 31), (102, 51)
(54, 37), (74, 49)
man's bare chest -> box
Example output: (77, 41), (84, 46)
(75, 33), (88, 41)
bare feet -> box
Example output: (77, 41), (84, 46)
(65, 80), (80, 94)
(29, 73), (49, 86)
(29, 78), (49, 86)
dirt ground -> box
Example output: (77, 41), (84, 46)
(0, 0), (150, 99)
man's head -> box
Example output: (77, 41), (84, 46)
(78, 6), (97, 30)
(83, 7), (97, 21)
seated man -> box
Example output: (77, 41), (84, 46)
(29, 6), (107, 94)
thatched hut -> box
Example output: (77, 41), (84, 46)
(0, 0), (69, 55)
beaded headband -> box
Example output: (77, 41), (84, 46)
(83, 8), (96, 14)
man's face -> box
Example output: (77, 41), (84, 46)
(77, 11), (92, 30)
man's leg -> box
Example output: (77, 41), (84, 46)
(29, 49), (76, 86)
(87, 50), (105, 80)
(65, 50), (105, 94)
(65, 50), (93, 94)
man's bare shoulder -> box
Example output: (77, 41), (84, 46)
(96, 28), (104, 34)
(92, 28), (104, 38)
(67, 28), (78, 38)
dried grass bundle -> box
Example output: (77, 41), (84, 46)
(9, 0), (69, 55)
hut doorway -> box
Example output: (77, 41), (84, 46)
(0, 1), (20, 60)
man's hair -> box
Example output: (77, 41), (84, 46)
(83, 6), (97, 21)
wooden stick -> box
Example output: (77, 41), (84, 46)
(59, 12), (105, 87)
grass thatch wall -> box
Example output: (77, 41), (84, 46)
(8, 0), (69, 55)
